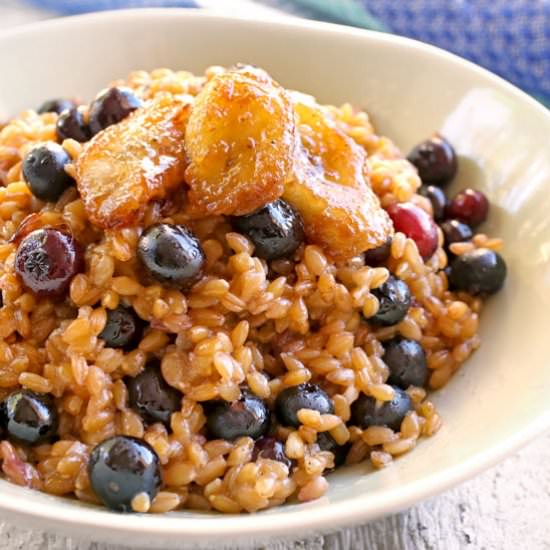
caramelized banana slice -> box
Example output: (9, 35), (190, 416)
(283, 93), (392, 260)
(185, 66), (296, 216)
(76, 94), (189, 229)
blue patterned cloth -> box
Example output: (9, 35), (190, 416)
(26, 0), (549, 103)
(287, 0), (550, 104)
(28, 0), (196, 13)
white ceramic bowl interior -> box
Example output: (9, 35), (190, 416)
(1, 10), (550, 549)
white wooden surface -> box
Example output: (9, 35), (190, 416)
(1, 2), (550, 548)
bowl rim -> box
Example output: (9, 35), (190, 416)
(1, 8), (550, 543)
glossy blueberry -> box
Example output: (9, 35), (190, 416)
(231, 199), (304, 261)
(446, 188), (489, 228)
(0, 390), (58, 445)
(88, 436), (162, 513)
(316, 432), (349, 469)
(89, 87), (142, 135)
(38, 98), (76, 115)
(99, 306), (142, 349)
(448, 248), (507, 295)
(407, 135), (457, 187)
(383, 337), (428, 389)
(137, 223), (205, 290)
(15, 228), (84, 298)
(350, 388), (412, 431)
(127, 363), (182, 425)
(369, 276), (411, 327)
(275, 383), (334, 428)
(363, 237), (392, 266)
(56, 107), (91, 143)
(22, 143), (75, 202)
(387, 202), (438, 260)
(418, 185), (447, 221)
(206, 391), (270, 441)
(252, 436), (292, 468)
(440, 219), (473, 251)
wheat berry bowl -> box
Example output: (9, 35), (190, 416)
(0, 9), (549, 549)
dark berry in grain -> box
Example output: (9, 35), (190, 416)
(89, 87), (142, 135)
(0, 390), (58, 445)
(350, 388), (412, 431)
(275, 383), (334, 428)
(407, 135), (457, 186)
(56, 107), (91, 143)
(363, 236), (392, 266)
(137, 223), (205, 290)
(383, 337), (428, 389)
(448, 248), (506, 295)
(231, 199), (304, 261)
(369, 275), (411, 327)
(88, 436), (161, 512)
(206, 391), (270, 441)
(127, 363), (182, 426)
(22, 142), (74, 202)
(99, 306), (142, 349)
(252, 436), (292, 468)
(418, 184), (447, 221)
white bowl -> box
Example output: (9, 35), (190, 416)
(1, 9), (550, 549)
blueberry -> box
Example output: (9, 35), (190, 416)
(369, 276), (411, 327)
(363, 237), (392, 266)
(22, 143), (75, 202)
(418, 185), (447, 221)
(99, 306), (142, 349)
(316, 432), (349, 469)
(206, 391), (270, 441)
(15, 228), (84, 298)
(252, 436), (292, 468)
(231, 199), (304, 261)
(407, 134), (457, 187)
(56, 107), (91, 143)
(38, 98), (75, 115)
(275, 383), (334, 428)
(89, 87), (142, 135)
(448, 248), (507, 295)
(383, 337), (428, 389)
(350, 388), (412, 431)
(0, 390), (58, 445)
(137, 223), (205, 290)
(446, 188), (489, 228)
(440, 219), (473, 253)
(127, 363), (182, 426)
(88, 436), (162, 513)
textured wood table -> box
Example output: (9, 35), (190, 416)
(1, 2), (550, 548)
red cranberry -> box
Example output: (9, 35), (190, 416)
(387, 202), (438, 260)
(387, 202), (437, 260)
(15, 228), (84, 298)
(446, 188), (489, 228)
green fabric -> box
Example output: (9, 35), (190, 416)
(289, 0), (387, 31)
